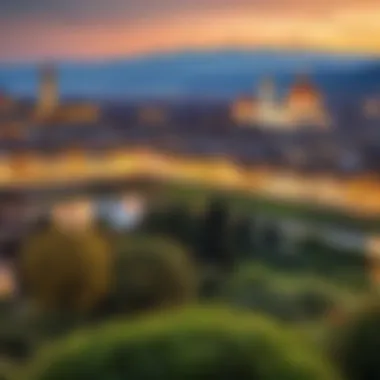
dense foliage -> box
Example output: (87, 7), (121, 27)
(109, 235), (197, 315)
(20, 227), (112, 313)
(198, 198), (235, 269)
(1, 187), (374, 380)
(332, 301), (380, 380)
(24, 308), (339, 380)
(224, 264), (356, 323)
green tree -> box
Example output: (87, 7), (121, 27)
(110, 235), (197, 315)
(299, 237), (367, 287)
(332, 301), (380, 380)
(20, 227), (112, 313)
(198, 197), (234, 270)
(260, 223), (282, 260)
(24, 307), (338, 380)
(139, 206), (164, 234)
(224, 264), (298, 321)
(162, 204), (195, 247)
(140, 204), (195, 249)
(232, 215), (255, 259)
(224, 264), (346, 323)
(296, 289), (336, 321)
(0, 361), (14, 380)
(299, 237), (332, 272)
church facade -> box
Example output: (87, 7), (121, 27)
(232, 75), (331, 130)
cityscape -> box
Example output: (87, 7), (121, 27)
(1, 61), (380, 212)
(2, 1), (380, 379)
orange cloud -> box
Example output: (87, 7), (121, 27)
(1, 1), (380, 61)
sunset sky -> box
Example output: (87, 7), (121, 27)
(2, 0), (380, 62)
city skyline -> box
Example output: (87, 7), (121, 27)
(2, 0), (380, 62)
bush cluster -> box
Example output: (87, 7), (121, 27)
(24, 308), (338, 380)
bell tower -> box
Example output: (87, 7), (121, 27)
(258, 76), (276, 106)
(36, 63), (59, 118)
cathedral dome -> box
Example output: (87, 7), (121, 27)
(287, 75), (321, 103)
(285, 74), (329, 128)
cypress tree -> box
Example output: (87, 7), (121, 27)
(232, 215), (255, 259)
(198, 197), (234, 270)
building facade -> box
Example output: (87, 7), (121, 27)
(232, 75), (330, 130)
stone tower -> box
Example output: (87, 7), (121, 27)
(36, 63), (59, 118)
(258, 76), (276, 106)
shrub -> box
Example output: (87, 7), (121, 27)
(0, 360), (14, 380)
(0, 302), (35, 361)
(199, 266), (225, 299)
(296, 289), (336, 321)
(20, 227), (112, 313)
(110, 235), (197, 315)
(225, 270), (300, 321)
(0, 331), (32, 361)
(260, 224), (282, 259)
(143, 204), (196, 247)
(298, 238), (367, 283)
(331, 301), (380, 380)
(24, 307), (338, 380)
(224, 264), (347, 322)
(231, 215), (255, 259)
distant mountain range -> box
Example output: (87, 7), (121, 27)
(1, 49), (380, 100)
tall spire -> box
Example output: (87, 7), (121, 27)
(258, 76), (276, 105)
(36, 62), (59, 118)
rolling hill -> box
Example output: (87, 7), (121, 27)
(0, 50), (379, 100)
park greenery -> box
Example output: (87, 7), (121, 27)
(23, 308), (338, 380)
(21, 227), (112, 313)
(1, 183), (380, 380)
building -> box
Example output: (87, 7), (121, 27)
(137, 105), (168, 126)
(97, 194), (145, 231)
(255, 77), (292, 129)
(0, 90), (28, 141)
(231, 95), (256, 125)
(33, 64), (100, 125)
(0, 261), (16, 300)
(364, 97), (380, 119)
(48, 103), (100, 125)
(232, 75), (330, 130)
(0, 92), (16, 114)
(285, 75), (330, 128)
(35, 64), (59, 120)
(0, 120), (25, 140)
(51, 198), (96, 232)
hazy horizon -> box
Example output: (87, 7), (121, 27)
(0, 46), (377, 67)
(1, 49), (379, 100)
